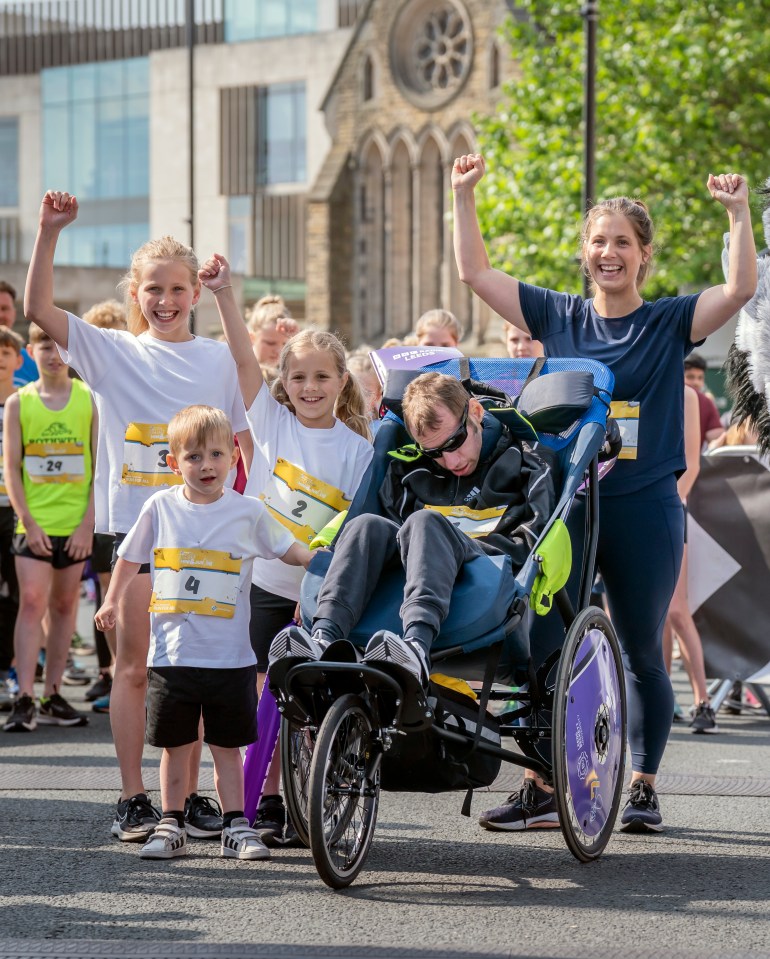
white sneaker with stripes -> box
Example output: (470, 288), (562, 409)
(364, 630), (430, 688)
(221, 817), (271, 860)
(139, 818), (187, 859)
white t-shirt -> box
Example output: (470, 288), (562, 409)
(245, 384), (373, 601)
(59, 313), (247, 534)
(118, 486), (294, 668)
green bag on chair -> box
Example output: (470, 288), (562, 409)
(530, 519), (572, 616)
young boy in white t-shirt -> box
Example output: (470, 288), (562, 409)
(95, 405), (313, 861)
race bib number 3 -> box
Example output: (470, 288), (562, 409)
(609, 401), (640, 460)
(261, 458), (350, 546)
(424, 504), (506, 538)
(24, 441), (86, 484)
(122, 423), (183, 487)
(149, 547), (242, 619)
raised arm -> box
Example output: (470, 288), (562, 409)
(24, 191), (80, 349)
(691, 174), (757, 342)
(452, 154), (530, 332)
(198, 253), (263, 409)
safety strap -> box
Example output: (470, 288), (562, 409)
(460, 642), (502, 818)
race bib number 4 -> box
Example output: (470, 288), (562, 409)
(424, 504), (506, 538)
(122, 423), (183, 487)
(24, 440), (86, 484)
(261, 458), (350, 546)
(149, 547), (242, 619)
(609, 401), (640, 460)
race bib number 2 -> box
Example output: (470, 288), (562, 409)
(261, 458), (350, 546)
(149, 547), (242, 619)
(122, 423), (183, 487)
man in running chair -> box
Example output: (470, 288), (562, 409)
(269, 371), (554, 695)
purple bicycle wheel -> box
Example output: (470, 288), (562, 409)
(553, 606), (626, 861)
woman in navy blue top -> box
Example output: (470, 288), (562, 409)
(453, 154), (757, 834)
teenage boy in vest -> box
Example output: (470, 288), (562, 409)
(3, 323), (95, 732)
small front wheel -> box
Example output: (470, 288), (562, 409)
(553, 606), (626, 862)
(308, 693), (381, 888)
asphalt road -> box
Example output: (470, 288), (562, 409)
(1, 602), (770, 959)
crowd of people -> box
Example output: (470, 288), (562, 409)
(0, 153), (760, 858)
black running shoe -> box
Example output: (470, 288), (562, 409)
(253, 794), (286, 847)
(3, 693), (37, 733)
(38, 690), (88, 727)
(85, 671), (112, 702)
(184, 793), (223, 839)
(111, 793), (162, 842)
(479, 777), (559, 831)
(619, 780), (663, 833)
(689, 701), (719, 734)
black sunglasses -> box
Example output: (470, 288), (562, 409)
(417, 403), (470, 459)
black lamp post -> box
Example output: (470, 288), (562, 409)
(581, 1), (598, 298)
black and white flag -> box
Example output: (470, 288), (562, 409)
(687, 448), (770, 682)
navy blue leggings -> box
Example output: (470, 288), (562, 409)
(531, 474), (684, 774)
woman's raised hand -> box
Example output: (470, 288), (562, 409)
(40, 191), (78, 230)
(198, 252), (231, 292)
(451, 153), (486, 192)
(707, 173), (749, 211)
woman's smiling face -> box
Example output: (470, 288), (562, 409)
(584, 212), (650, 293)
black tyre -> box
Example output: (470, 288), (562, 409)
(280, 715), (314, 848)
(308, 693), (381, 889)
(553, 606), (626, 862)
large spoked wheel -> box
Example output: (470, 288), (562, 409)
(280, 715), (315, 848)
(308, 693), (381, 889)
(553, 606), (626, 862)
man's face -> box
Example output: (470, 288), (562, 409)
(684, 367), (705, 392)
(410, 400), (485, 477)
(0, 292), (16, 329)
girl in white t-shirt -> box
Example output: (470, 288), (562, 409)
(199, 253), (373, 844)
(24, 191), (252, 843)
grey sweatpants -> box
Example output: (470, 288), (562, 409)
(314, 510), (486, 643)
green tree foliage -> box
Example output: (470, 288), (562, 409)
(477, 1), (770, 296)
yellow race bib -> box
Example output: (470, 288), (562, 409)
(23, 440), (86, 484)
(424, 504), (506, 538)
(149, 547), (242, 619)
(609, 401), (640, 460)
(260, 458), (350, 546)
(122, 423), (183, 487)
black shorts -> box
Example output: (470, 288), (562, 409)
(249, 583), (296, 671)
(11, 533), (86, 570)
(145, 664), (258, 749)
(91, 532), (116, 574)
(111, 531), (151, 575)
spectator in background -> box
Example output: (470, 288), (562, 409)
(414, 309), (464, 349)
(347, 348), (383, 436)
(684, 352), (724, 447)
(503, 323), (545, 359)
(246, 295), (300, 367)
(0, 281), (38, 387)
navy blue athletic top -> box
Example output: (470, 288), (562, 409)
(519, 282), (702, 496)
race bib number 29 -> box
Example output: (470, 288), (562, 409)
(149, 547), (242, 619)
(122, 423), (183, 487)
(24, 440), (86, 484)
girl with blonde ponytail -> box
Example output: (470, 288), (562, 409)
(201, 254), (373, 844)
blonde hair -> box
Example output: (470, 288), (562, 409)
(415, 309), (464, 343)
(247, 294), (293, 333)
(82, 299), (127, 331)
(118, 236), (200, 335)
(272, 330), (372, 441)
(403, 372), (468, 437)
(346, 347), (376, 379)
(0, 326), (24, 354)
(167, 405), (234, 457)
(581, 197), (655, 289)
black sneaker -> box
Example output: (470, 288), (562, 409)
(619, 780), (663, 833)
(3, 693), (37, 732)
(689, 701), (719, 734)
(253, 794), (286, 847)
(479, 777), (559, 831)
(85, 671), (112, 702)
(283, 816), (304, 848)
(37, 690), (88, 726)
(111, 793), (162, 842)
(184, 793), (223, 839)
